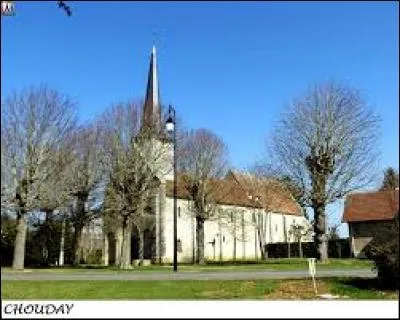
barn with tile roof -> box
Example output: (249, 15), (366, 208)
(343, 189), (399, 258)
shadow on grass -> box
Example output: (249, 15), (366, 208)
(336, 277), (399, 291)
(27, 264), (110, 270)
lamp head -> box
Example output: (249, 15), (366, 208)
(165, 105), (175, 133)
(166, 116), (174, 133)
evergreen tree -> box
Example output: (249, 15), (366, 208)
(380, 167), (399, 190)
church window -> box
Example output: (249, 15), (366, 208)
(178, 207), (181, 218)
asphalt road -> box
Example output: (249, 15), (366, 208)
(1, 268), (376, 281)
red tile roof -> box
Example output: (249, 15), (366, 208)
(166, 171), (301, 216)
(342, 189), (399, 222)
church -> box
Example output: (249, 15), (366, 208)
(83, 46), (311, 265)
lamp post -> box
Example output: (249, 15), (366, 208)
(166, 105), (178, 272)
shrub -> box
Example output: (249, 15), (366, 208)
(364, 216), (399, 289)
(1, 215), (17, 266)
(86, 249), (103, 265)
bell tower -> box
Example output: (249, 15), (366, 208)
(140, 45), (170, 264)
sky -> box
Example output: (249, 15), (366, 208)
(1, 1), (399, 234)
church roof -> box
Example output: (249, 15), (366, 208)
(165, 172), (302, 215)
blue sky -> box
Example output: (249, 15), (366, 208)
(1, 1), (399, 233)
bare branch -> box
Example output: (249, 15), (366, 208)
(1, 85), (77, 269)
(178, 128), (229, 263)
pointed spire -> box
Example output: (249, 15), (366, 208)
(141, 45), (161, 136)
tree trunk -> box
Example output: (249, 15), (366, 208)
(314, 204), (328, 261)
(255, 213), (266, 260)
(102, 233), (109, 266)
(59, 217), (65, 266)
(43, 209), (53, 266)
(72, 195), (87, 266)
(219, 234), (223, 261)
(196, 217), (205, 264)
(138, 231), (144, 265)
(73, 226), (83, 266)
(254, 227), (258, 260)
(212, 240), (216, 260)
(233, 217), (237, 262)
(298, 240), (303, 258)
(119, 221), (132, 269)
(115, 227), (123, 266)
(242, 213), (246, 259)
(12, 211), (27, 270)
(233, 237), (237, 262)
(158, 183), (166, 264)
(218, 216), (223, 261)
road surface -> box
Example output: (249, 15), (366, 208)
(1, 268), (376, 281)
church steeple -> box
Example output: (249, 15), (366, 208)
(141, 45), (162, 136)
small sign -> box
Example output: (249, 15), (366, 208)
(308, 258), (317, 295)
(1, 1), (15, 16)
(308, 258), (316, 276)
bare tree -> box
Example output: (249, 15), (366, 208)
(288, 222), (313, 258)
(64, 123), (105, 265)
(246, 165), (282, 260)
(270, 81), (380, 261)
(380, 167), (399, 191)
(100, 102), (140, 268)
(227, 165), (298, 260)
(34, 143), (75, 266)
(1, 85), (76, 269)
(179, 129), (229, 264)
(101, 102), (170, 269)
(217, 205), (253, 262)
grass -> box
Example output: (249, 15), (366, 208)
(328, 278), (400, 299)
(1, 258), (374, 273)
(1, 280), (277, 299)
(1, 278), (398, 300)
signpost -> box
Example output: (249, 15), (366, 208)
(308, 258), (317, 295)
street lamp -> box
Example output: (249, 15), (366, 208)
(166, 105), (178, 272)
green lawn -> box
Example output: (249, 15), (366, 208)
(1, 278), (398, 300)
(1, 258), (374, 273)
(1, 280), (277, 299)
